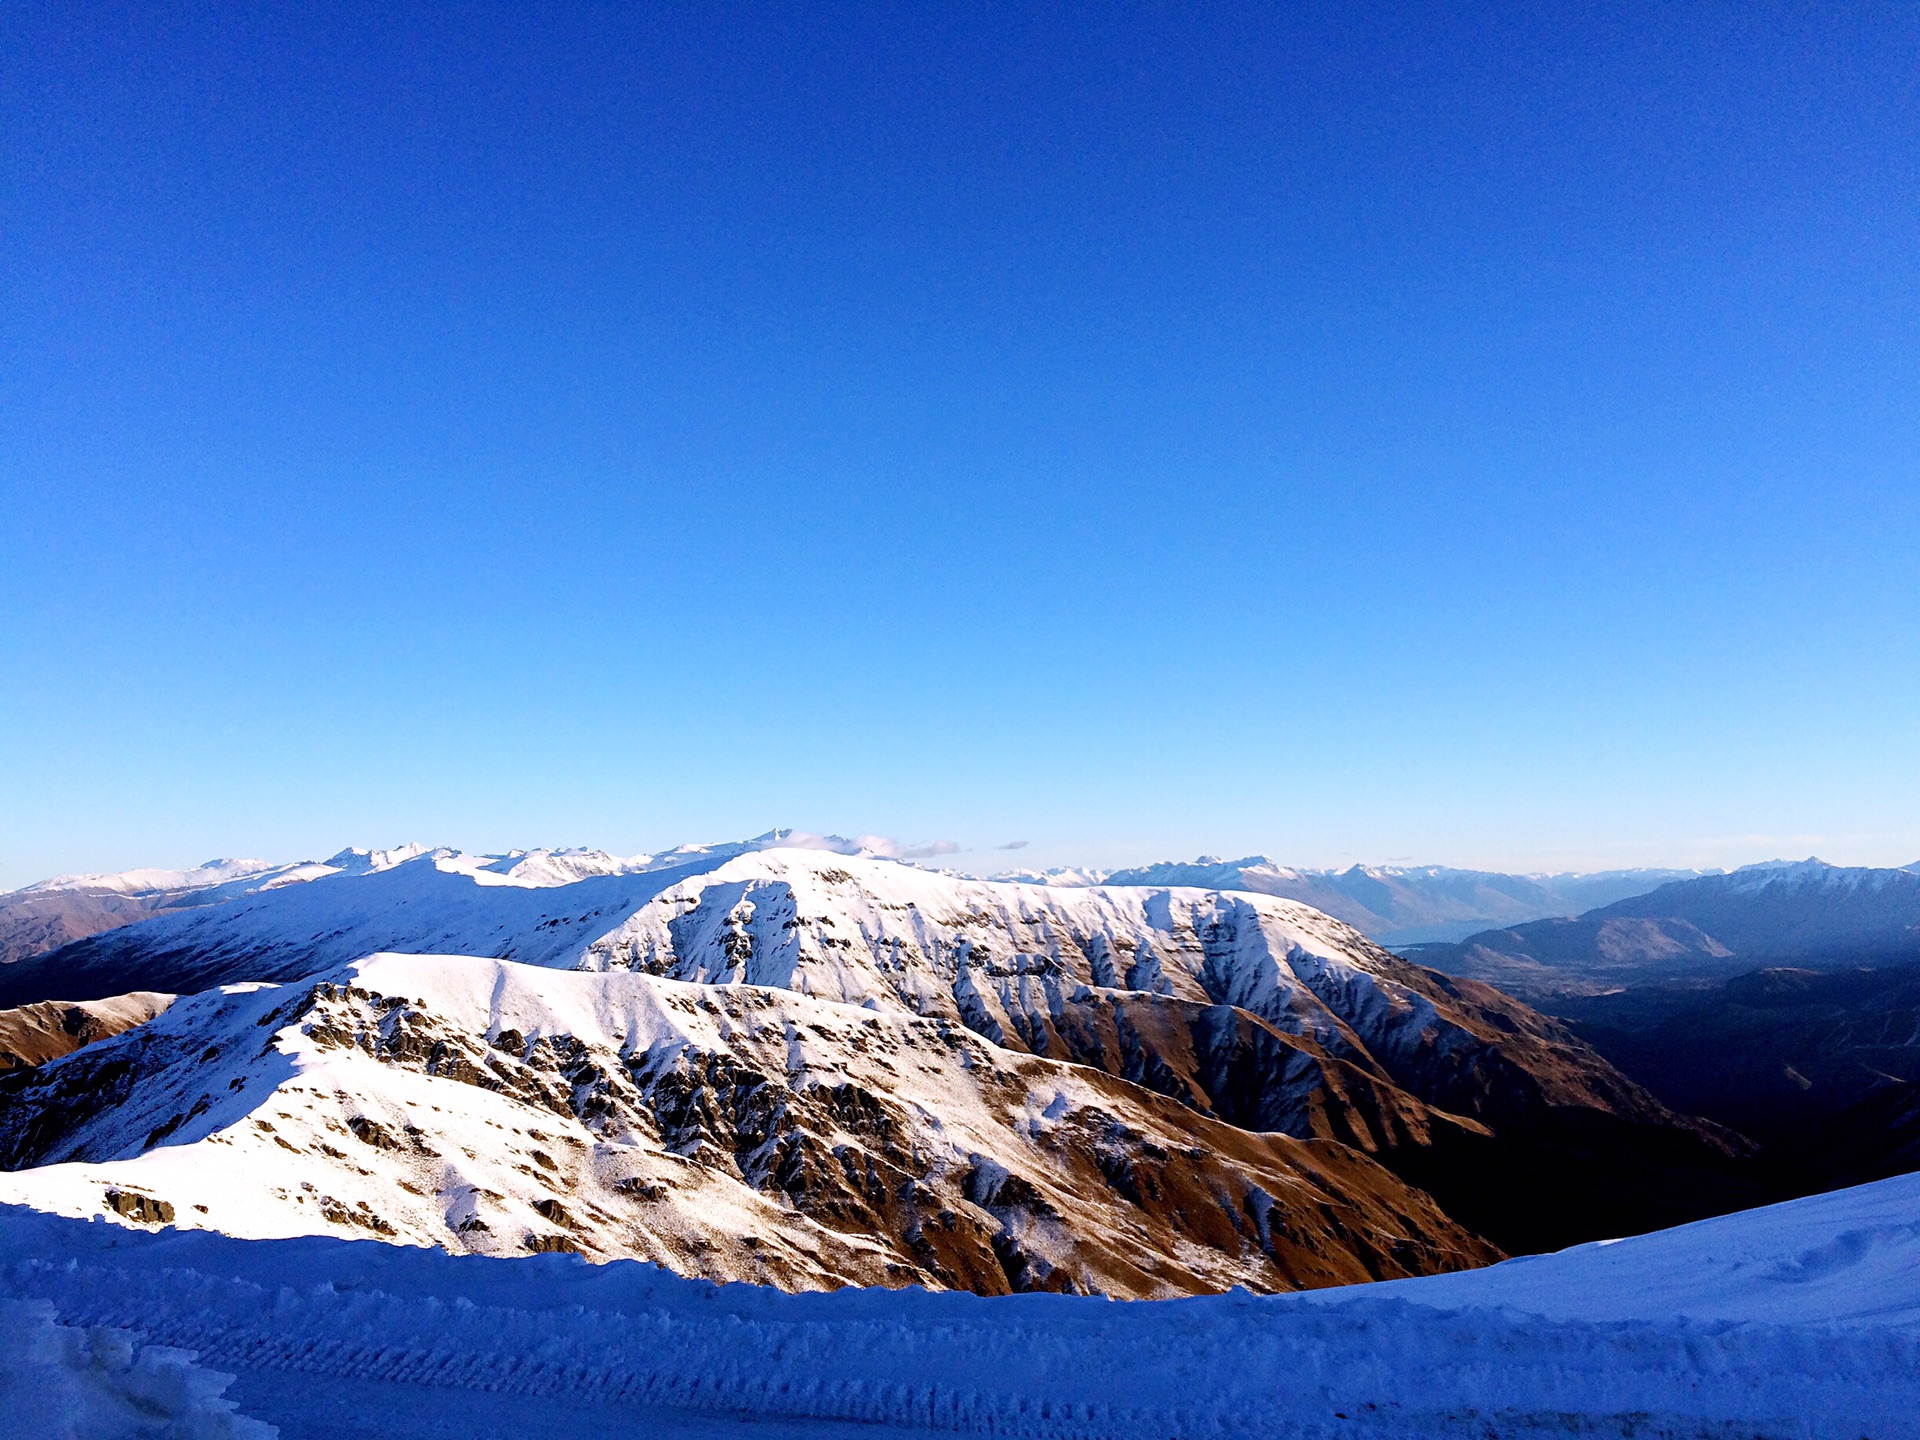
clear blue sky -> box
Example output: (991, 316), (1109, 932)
(3, 3), (1917, 887)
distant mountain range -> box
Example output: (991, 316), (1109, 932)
(1405, 859), (1920, 1000)
(1, 839), (1713, 966)
(1000, 859), (1714, 944)
(0, 832), (866, 968)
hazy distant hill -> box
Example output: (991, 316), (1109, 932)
(1407, 860), (1920, 999)
(1592, 859), (1920, 959)
(1006, 859), (1709, 945)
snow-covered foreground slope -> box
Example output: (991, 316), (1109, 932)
(0, 952), (1495, 1297)
(4, 1172), (1917, 1439)
(0, 1298), (270, 1439)
(1348, 1168), (1920, 1328)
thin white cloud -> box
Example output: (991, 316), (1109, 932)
(854, 834), (960, 861)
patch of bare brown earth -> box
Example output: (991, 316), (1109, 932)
(0, 992), (174, 1071)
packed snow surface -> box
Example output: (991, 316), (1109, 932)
(5, 1171), (1918, 1439)
(0, 1298), (270, 1439)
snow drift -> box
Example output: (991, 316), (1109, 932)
(0, 1298), (270, 1440)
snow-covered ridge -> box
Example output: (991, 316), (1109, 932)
(6, 839), (1738, 960)
(1723, 855), (1920, 892)
(995, 858), (1715, 889)
(8, 844), (1651, 1130)
(7, 830), (922, 901)
(21, 858), (287, 897)
(0, 950), (1494, 1297)
(0, 833), (947, 982)
(4, 1170), (1918, 1438)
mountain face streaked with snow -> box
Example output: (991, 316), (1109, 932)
(0, 950), (1496, 1297)
(0, 838), (1704, 969)
(0, 846), (1746, 1280)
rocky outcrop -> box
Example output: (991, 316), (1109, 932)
(102, 1188), (174, 1224)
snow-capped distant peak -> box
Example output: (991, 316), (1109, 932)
(19, 859), (282, 897)
(990, 865), (1114, 887)
(1715, 857), (1920, 897)
(319, 844), (438, 875)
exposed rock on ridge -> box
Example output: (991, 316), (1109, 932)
(0, 954), (1498, 1297)
(583, 853), (1756, 1251)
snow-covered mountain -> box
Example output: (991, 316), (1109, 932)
(0, 847), (1747, 1266)
(2, 838), (1708, 970)
(0, 850), (714, 1007)
(1596, 856), (1920, 956)
(0, 848), (430, 965)
(0, 949), (1497, 1297)
(1002, 859), (1712, 945)
(0, 831), (889, 968)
